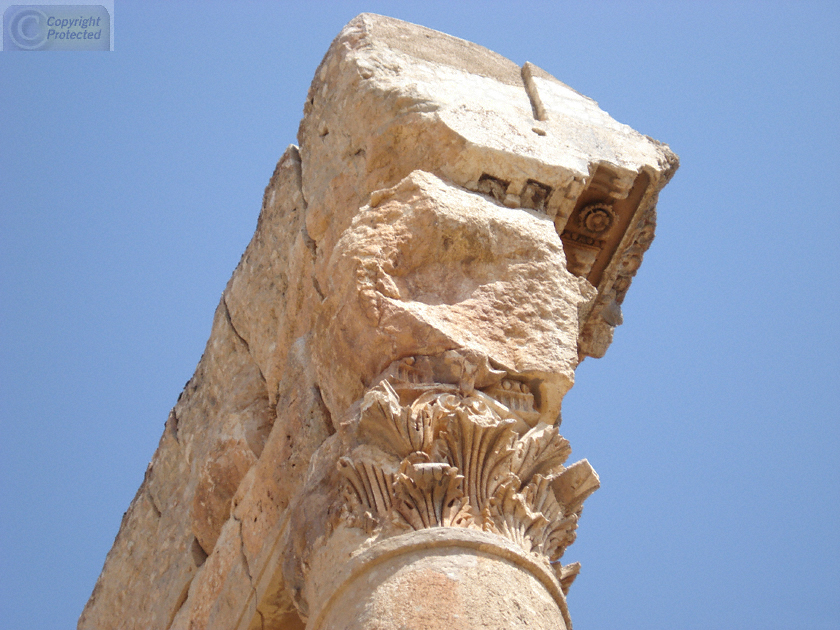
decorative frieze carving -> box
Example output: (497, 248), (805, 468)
(474, 172), (555, 214)
(578, 202), (616, 235)
(612, 206), (656, 305)
(338, 367), (599, 586)
(521, 179), (553, 212)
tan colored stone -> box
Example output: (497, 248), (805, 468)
(192, 439), (256, 556)
(312, 530), (569, 630)
(78, 145), (313, 630)
(80, 13), (676, 630)
(312, 171), (592, 425)
(298, 14), (676, 364)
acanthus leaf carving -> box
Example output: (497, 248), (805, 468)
(522, 474), (579, 562)
(436, 396), (518, 515)
(393, 457), (472, 529)
(338, 456), (395, 518)
(482, 477), (551, 555)
(358, 380), (438, 458)
(509, 424), (572, 486)
(338, 375), (598, 573)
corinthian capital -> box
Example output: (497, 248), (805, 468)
(285, 347), (599, 629)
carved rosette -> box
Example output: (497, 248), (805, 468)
(338, 378), (599, 591)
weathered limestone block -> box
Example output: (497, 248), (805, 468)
(79, 293), (274, 630)
(80, 13), (676, 630)
(299, 15), (676, 360)
(312, 171), (591, 425)
(79, 146), (317, 630)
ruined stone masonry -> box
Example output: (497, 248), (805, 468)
(79, 14), (677, 630)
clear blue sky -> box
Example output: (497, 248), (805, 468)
(1, 2), (838, 629)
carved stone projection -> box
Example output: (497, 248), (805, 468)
(79, 14), (676, 630)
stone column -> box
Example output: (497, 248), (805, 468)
(78, 14), (677, 630)
(277, 16), (676, 627)
(282, 173), (600, 629)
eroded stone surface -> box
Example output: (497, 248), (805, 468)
(314, 531), (569, 630)
(79, 13), (676, 630)
(312, 171), (592, 426)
